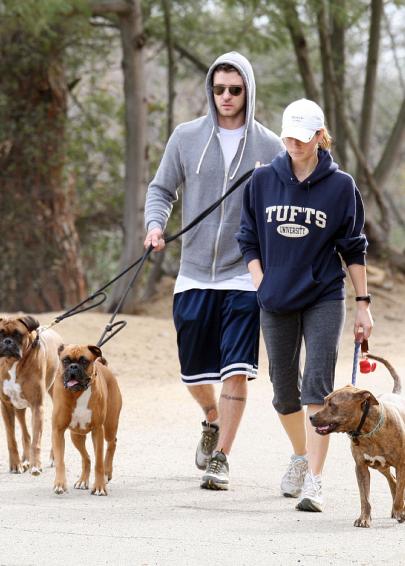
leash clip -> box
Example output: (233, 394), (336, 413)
(97, 320), (127, 347)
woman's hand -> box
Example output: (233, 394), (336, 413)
(252, 271), (264, 290)
(354, 305), (374, 342)
(247, 259), (263, 290)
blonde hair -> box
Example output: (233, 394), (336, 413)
(319, 127), (332, 150)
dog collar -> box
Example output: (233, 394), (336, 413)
(348, 401), (385, 442)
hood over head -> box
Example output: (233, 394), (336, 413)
(196, 52), (256, 178)
(205, 51), (256, 132)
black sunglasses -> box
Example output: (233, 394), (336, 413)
(212, 85), (244, 96)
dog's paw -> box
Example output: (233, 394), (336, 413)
(22, 460), (30, 472)
(91, 484), (107, 496)
(354, 516), (371, 528)
(392, 509), (405, 523)
(54, 482), (68, 495)
(30, 466), (42, 476)
(9, 462), (24, 474)
(74, 479), (89, 490)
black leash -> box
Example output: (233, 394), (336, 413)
(96, 245), (153, 347)
(49, 167), (255, 345)
(164, 167), (254, 244)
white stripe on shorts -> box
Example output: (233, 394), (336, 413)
(221, 363), (257, 380)
(182, 363), (257, 386)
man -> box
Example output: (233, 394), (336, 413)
(144, 52), (283, 490)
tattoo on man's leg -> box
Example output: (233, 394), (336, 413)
(220, 394), (246, 402)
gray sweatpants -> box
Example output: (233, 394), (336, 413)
(260, 300), (345, 414)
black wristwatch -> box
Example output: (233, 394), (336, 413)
(355, 294), (371, 304)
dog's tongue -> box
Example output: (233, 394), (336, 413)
(67, 379), (79, 388)
(316, 425), (330, 434)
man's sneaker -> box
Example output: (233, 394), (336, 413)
(200, 450), (229, 490)
(280, 455), (308, 498)
(195, 420), (219, 470)
(296, 471), (323, 512)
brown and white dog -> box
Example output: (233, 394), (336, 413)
(0, 315), (62, 474)
(310, 354), (404, 528)
(52, 344), (122, 495)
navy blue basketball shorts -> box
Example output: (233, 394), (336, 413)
(173, 289), (260, 386)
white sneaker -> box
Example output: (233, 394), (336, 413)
(195, 421), (219, 470)
(296, 471), (323, 512)
(280, 455), (308, 498)
(200, 450), (229, 490)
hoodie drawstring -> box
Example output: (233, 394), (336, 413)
(230, 132), (248, 180)
(196, 126), (215, 175)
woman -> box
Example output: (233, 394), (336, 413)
(237, 98), (373, 512)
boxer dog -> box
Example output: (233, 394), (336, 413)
(310, 354), (404, 528)
(0, 315), (62, 474)
(52, 344), (122, 495)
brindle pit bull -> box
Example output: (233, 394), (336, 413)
(310, 354), (404, 528)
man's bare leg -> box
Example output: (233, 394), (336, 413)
(200, 374), (247, 490)
(217, 374), (247, 454)
(187, 384), (218, 423)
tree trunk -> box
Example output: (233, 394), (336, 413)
(142, 0), (176, 300)
(317, 1), (335, 132)
(331, 0), (347, 167)
(105, 0), (148, 313)
(284, 1), (405, 272)
(316, 1), (347, 168)
(162, 0), (175, 140)
(356, 0), (383, 189)
(281, 0), (320, 103)
(358, 0), (383, 160)
(0, 32), (86, 312)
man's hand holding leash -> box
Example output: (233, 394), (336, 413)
(144, 227), (165, 252)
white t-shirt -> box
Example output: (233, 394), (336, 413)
(219, 125), (245, 170)
(174, 125), (255, 294)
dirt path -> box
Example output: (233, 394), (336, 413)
(0, 277), (404, 565)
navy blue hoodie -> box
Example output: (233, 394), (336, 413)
(236, 149), (368, 313)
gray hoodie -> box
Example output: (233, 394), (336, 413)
(144, 51), (283, 282)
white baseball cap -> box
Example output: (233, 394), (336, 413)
(280, 98), (324, 142)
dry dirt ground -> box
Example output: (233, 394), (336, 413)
(0, 273), (405, 565)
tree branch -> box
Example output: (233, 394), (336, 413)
(373, 96), (405, 187)
(173, 42), (208, 75)
(90, 1), (131, 17)
(383, 8), (405, 94)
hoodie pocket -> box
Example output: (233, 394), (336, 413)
(257, 265), (320, 313)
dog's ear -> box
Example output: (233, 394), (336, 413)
(355, 389), (379, 406)
(88, 345), (102, 360)
(18, 315), (40, 332)
(57, 344), (65, 356)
